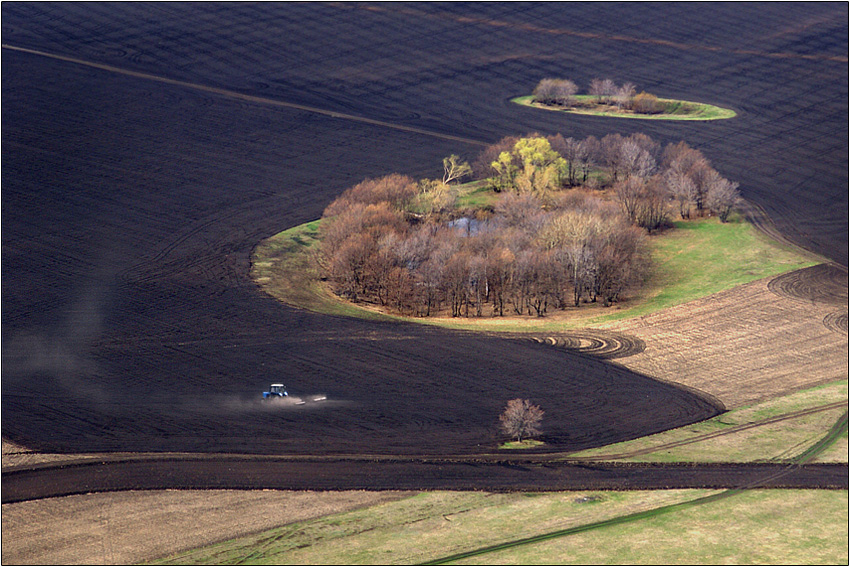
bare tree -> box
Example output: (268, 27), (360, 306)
(628, 133), (661, 163)
(323, 174), (418, 217)
(619, 140), (656, 179)
(634, 176), (671, 233)
(499, 398), (544, 443)
(690, 161), (719, 214)
(472, 135), (519, 180)
(549, 134), (586, 186)
(665, 169), (697, 219)
(412, 179), (457, 217)
(589, 78), (617, 104)
(705, 176), (741, 222)
(599, 133), (625, 182)
(613, 177), (644, 224)
(579, 136), (598, 184)
(442, 154), (472, 185)
(532, 78), (578, 107)
(615, 82), (636, 110)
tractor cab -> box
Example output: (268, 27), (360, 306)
(263, 383), (288, 399)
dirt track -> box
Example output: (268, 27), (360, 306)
(1, 0), (847, 511)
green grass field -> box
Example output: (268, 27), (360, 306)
(570, 381), (848, 463)
(588, 214), (819, 325)
(252, 214), (818, 332)
(512, 94), (737, 120)
(151, 489), (847, 565)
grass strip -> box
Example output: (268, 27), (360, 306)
(795, 411), (849, 464)
(424, 406), (846, 565)
(565, 401), (848, 462)
(253, 216), (818, 332)
(512, 95), (737, 121)
(420, 489), (744, 565)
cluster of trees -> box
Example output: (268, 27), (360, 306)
(318, 133), (740, 318)
(318, 175), (649, 317)
(473, 133), (740, 230)
(532, 77), (666, 114)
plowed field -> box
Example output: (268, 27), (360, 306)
(1, 1), (846, 496)
(609, 267), (849, 408)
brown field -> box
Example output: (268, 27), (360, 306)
(607, 265), (848, 408)
(2, 2), (847, 565)
(1, 489), (410, 565)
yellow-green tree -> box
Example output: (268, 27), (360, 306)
(491, 137), (566, 197)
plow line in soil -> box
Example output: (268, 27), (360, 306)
(1, 44), (488, 149)
(3, 457), (846, 505)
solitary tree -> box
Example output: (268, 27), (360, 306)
(499, 398), (544, 443)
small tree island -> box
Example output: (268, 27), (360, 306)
(309, 132), (741, 318)
(513, 77), (736, 121)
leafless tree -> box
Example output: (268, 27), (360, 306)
(705, 176), (741, 222)
(550, 134), (586, 186)
(532, 78), (579, 107)
(471, 135), (519, 180)
(599, 133), (625, 182)
(628, 133), (661, 163)
(579, 136), (599, 184)
(634, 176), (671, 233)
(615, 82), (636, 110)
(689, 160), (719, 213)
(665, 168), (697, 219)
(589, 78), (617, 103)
(500, 399), (544, 443)
(613, 177), (645, 224)
(323, 174), (418, 217)
(619, 140), (656, 179)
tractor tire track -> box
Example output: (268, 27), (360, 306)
(823, 311), (849, 335)
(561, 401), (849, 461)
(520, 330), (646, 360)
(767, 264), (849, 305)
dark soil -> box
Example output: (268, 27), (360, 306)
(3, 457), (846, 504)
(2, 3), (847, 491)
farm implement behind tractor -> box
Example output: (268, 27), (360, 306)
(262, 383), (327, 405)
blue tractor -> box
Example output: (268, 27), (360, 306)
(262, 383), (288, 400)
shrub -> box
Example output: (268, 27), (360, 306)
(631, 92), (664, 114)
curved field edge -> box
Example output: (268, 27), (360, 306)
(148, 489), (847, 565)
(511, 94), (738, 120)
(568, 381), (848, 463)
(250, 215), (819, 333)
